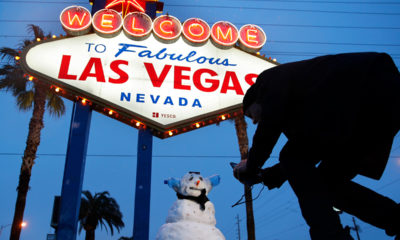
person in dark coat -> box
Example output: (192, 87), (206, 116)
(233, 52), (400, 240)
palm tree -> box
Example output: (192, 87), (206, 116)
(0, 24), (65, 240)
(79, 190), (125, 240)
(233, 113), (256, 240)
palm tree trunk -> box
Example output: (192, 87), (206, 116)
(10, 83), (46, 240)
(85, 229), (95, 240)
(234, 113), (256, 240)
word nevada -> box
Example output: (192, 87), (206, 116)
(60, 6), (267, 52)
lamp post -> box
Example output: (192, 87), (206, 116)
(0, 222), (27, 237)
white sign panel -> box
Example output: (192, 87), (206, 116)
(23, 32), (277, 136)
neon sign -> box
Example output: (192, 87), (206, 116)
(60, 6), (92, 36)
(153, 15), (182, 42)
(210, 21), (239, 48)
(92, 9), (123, 36)
(59, 6), (267, 50)
(182, 18), (210, 44)
(239, 24), (267, 52)
(123, 12), (153, 39)
(21, 5), (276, 138)
(105, 0), (146, 16)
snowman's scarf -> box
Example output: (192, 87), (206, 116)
(176, 189), (209, 211)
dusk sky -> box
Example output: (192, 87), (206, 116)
(1, 0), (400, 240)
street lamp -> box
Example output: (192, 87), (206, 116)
(0, 222), (27, 237)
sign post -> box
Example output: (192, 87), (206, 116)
(133, 128), (153, 239)
(132, 3), (156, 240)
(56, 102), (92, 240)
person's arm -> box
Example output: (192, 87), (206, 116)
(246, 72), (288, 172)
(246, 115), (282, 172)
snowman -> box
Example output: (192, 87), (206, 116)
(156, 171), (226, 240)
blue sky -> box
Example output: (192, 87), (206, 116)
(1, 0), (400, 239)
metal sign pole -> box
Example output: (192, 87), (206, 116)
(132, 3), (157, 240)
(56, 102), (92, 240)
(56, 3), (103, 239)
(133, 128), (153, 240)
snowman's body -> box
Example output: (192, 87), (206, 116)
(156, 172), (225, 240)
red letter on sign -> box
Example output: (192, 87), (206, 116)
(144, 62), (171, 87)
(58, 55), (77, 80)
(193, 69), (219, 92)
(109, 60), (129, 84)
(221, 71), (244, 95)
(79, 58), (106, 82)
(245, 73), (258, 86)
(174, 66), (191, 90)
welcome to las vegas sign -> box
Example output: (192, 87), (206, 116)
(21, 5), (278, 138)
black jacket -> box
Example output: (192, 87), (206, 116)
(246, 52), (400, 180)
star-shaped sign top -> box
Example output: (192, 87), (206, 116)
(105, 0), (146, 17)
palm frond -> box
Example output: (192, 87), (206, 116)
(79, 190), (125, 237)
(27, 24), (45, 39)
(46, 92), (66, 117)
(0, 47), (18, 61)
(16, 90), (34, 111)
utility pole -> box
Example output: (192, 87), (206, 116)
(236, 214), (241, 240)
(352, 217), (361, 240)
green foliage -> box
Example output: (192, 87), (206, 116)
(0, 24), (65, 117)
(79, 190), (125, 237)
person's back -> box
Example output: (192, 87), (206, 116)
(235, 52), (400, 240)
(256, 52), (400, 179)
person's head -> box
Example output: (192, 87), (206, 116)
(243, 85), (262, 124)
(245, 102), (262, 124)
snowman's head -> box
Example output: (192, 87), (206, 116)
(165, 172), (221, 197)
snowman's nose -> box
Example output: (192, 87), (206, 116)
(196, 180), (200, 186)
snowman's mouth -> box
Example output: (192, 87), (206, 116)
(189, 187), (204, 191)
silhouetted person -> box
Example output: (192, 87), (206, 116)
(233, 52), (400, 240)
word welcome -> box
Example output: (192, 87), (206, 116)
(60, 6), (267, 52)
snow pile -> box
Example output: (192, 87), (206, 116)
(156, 172), (225, 240)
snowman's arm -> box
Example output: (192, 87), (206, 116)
(164, 178), (180, 192)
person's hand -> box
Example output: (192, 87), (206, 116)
(260, 164), (287, 190)
(233, 160), (261, 186)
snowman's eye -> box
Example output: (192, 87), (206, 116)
(199, 177), (203, 181)
(189, 176), (193, 181)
